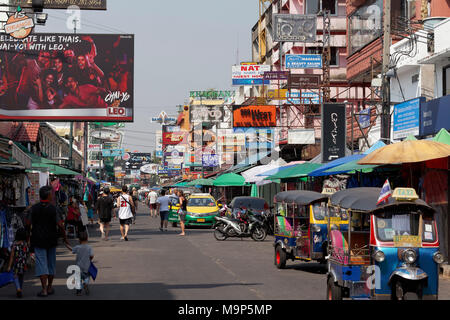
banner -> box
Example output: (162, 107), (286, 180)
(322, 104), (346, 163)
(233, 105), (277, 128)
(0, 33), (134, 121)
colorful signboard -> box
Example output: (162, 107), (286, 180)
(393, 98), (423, 140)
(287, 91), (321, 105)
(162, 132), (188, 145)
(233, 105), (277, 128)
(263, 71), (289, 81)
(285, 54), (323, 69)
(202, 154), (219, 168)
(190, 90), (235, 99)
(101, 149), (125, 157)
(232, 64), (271, 86)
(0, 33), (134, 121)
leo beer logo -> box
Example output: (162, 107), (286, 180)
(4, 8), (34, 40)
(105, 91), (131, 117)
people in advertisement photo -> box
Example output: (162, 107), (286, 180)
(0, 33), (133, 120)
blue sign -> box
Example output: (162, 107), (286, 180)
(287, 92), (321, 105)
(155, 151), (163, 158)
(202, 154), (219, 167)
(420, 95), (450, 136)
(358, 108), (371, 129)
(285, 54), (323, 69)
(232, 79), (270, 86)
(393, 98), (424, 140)
(102, 149), (125, 157)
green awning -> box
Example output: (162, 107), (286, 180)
(265, 163), (322, 181)
(213, 173), (247, 187)
(31, 163), (79, 176)
(321, 159), (379, 175)
(187, 178), (215, 186)
(433, 128), (450, 145)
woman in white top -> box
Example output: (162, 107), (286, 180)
(116, 186), (135, 241)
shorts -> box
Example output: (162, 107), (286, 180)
(160, 211), (169, 221)
(150, 203), (157, 210)
(119, 218), (133, 226)
(99, 217), (111, 224)
(179, 210), (186, 222)
(34, 247), (56, 277)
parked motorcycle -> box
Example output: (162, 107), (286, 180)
(213, 208), (267, 241)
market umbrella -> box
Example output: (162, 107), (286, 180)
(250, 184), (259, 197)
(358, 140), (450, 165)
(433, 128), (450, 145)
(213, 173), (247, 187)
(266, 163), (322, 181)
(187, 178), (214, 186)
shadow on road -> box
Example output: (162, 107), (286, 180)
(284, 262), (327, 274)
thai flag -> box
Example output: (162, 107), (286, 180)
(377, 179), (392, 205)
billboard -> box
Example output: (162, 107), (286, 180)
(420, 95), (450, 136)
(190, 105), (225, 123)
(0, 33), (134, 121)
(322, 104), (346, 163)
(232, 64), (271, 86)
(233, 105), (277, 128)
(10, 0), (107, 10)
(273, 14), (317, 43)
(393, 98), (423, 140)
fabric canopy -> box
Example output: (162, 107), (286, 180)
(241, 158), (287, 183)
(266, 163), (322, 181)
(433, 128), (450, 145)
(309, 140), (386, 177)
(213, 173), (247, 186)
(256, 161), (304, 177)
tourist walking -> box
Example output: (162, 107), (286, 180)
(66, 231), (94, 296)
(6, 229), (30, 298)
(117, 186), (135, 241)
(147, 189), (158, 218)
(156, 189), (170, 232)
(95, 187), (114, 241)
(178, 190), (187, 236)
(26, 186), (70, 297)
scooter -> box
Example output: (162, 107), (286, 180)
(213, 208), (267, 242)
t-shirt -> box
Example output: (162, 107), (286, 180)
(156, 196), (170, 212)
(148, 192), (158, 204)
(72, 244), (93, 273)
(28, 202), (62, 249)
(95, 195), (114, 220)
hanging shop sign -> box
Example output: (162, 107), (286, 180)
(202, 154), (219, 168)
(190, 105), (225, 123)
(0, 33), (134, 122)
(263, 71), (290, 81)
(393, 97), (423, 140)
(285, 54), (322, 69)
(232, 64), (271, 86)
(289, 74), (321, 88)
(322, 104), (346, 163)
(233, 105), (277, 128)
(273, 14), (317, 43)
(267, 89), (288, 100)
(420, 95), (450, 136)
(162, 132), (189, 145)
(11, 0), (107, 10)
(4, 9), (34, 40)
(288, 129), (315, 145)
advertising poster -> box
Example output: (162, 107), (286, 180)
(233, 105), (277, 128)
(0, 33), (134, 121)
(322, 104), (346, 163)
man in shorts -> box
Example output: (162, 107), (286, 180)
(95, 187), (114, 241)
(117, 186), (135, 241)
(147, 189), (158, 218)
(26, 186), (69, 297)
(156, 189), (170, 232)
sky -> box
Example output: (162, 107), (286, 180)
(35, 0), (259, 153)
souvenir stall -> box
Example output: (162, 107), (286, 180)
(0, 164), (29, 273)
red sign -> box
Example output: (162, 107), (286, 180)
(163, 132), (188, 145)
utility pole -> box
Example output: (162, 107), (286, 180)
(68, 17), (78, 169)
(381, 0), (391, 144)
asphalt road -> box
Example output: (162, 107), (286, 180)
(2, 202), (450, 300)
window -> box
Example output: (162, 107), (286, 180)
(306, 47), (339, 66)
(306, 0), (337, 15)
(443, 65), (450, 96)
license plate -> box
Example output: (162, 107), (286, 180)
(197, 219), (205, 222)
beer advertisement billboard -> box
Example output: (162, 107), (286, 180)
(0, 33), (134, 121)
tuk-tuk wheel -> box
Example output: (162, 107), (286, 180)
(327, 277), (342, 300)
(275, 246), (286, 269)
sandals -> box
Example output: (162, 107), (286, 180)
(37, 291), (48, 297)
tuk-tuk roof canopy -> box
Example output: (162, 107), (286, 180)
(274, 190), (328, 205)
(330, 187), (434, 213)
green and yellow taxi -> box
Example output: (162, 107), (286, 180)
(168, 195), (181, 227)
(185, 193), (220, 227)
